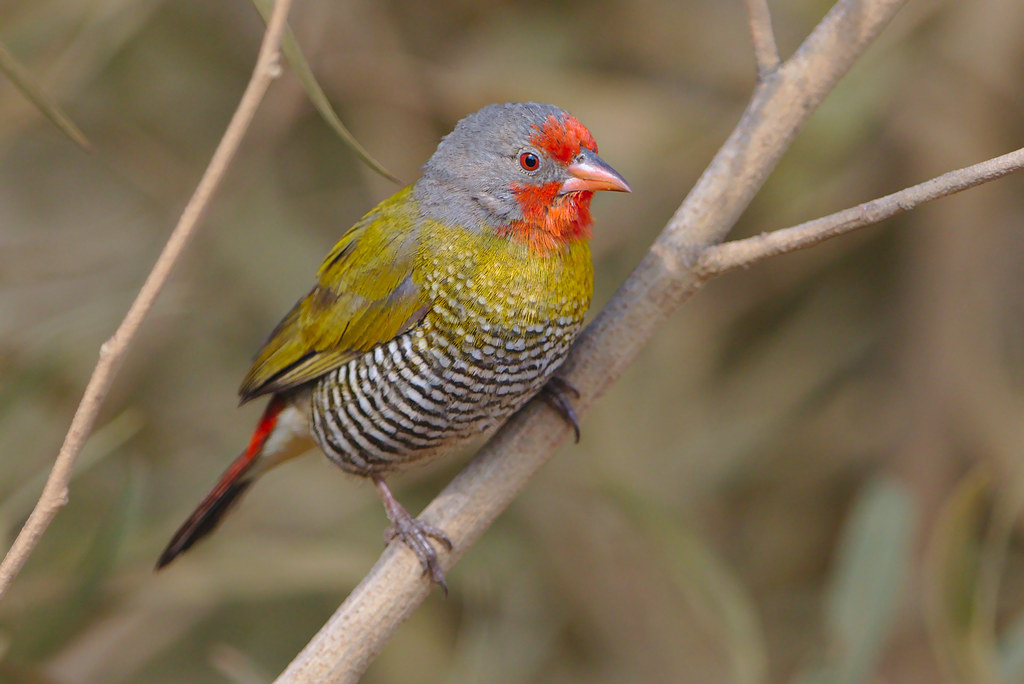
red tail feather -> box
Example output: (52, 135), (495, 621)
(156, 396), (286, 569)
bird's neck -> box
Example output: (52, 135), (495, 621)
(496, 185), (594, 255)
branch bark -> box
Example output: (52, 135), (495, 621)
(275, 0), (912, 681)
(0, 0), (294, 600)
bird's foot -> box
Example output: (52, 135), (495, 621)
(373, 475), (453, 594)
(383, 516), (453, 592)
(541, 377), (581, 443)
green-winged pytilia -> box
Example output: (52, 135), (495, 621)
(157, 102), (630, 589)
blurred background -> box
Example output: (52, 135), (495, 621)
(2, 0), (1024, 682)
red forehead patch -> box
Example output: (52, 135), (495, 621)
(529, 114), (597, 164)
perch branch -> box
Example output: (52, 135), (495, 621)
(275, 0), (909, 682)
(0, 0), (294, 600)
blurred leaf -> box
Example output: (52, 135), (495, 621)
(798, 476), (915, 684)
(0, 658), (61, 684)
(923, 469), (999, 684)
(612, 487), (767, 684)
(0, 39), (91, 151)
(74, 459), (143, 593)
(25, 462), (143, 659)
(0, 410), (143, 539)
(249, 0), (401, 184)
(976, 466), (1024, 684)
(209, 643), (272, 684)
(998, 610), (1024, 681)
(663, 522), (768, 684)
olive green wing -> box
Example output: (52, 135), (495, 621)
(239, 187), (429, 402)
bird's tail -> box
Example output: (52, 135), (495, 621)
(156, 394), (310, 569)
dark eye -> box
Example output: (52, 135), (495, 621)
(519, 151), (540, 171)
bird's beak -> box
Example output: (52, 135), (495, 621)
(560, 148), (631, 195)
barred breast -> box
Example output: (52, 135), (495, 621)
(309, 234), (592, 476)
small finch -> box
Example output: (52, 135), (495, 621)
(157, 102), (630, 589)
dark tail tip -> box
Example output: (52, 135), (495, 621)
(155, 478), (253, 570)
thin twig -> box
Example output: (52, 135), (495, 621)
(0, 0), (295, 600)
(696, 146), (1024, 278)
(275, 1), (909, 681)
(745, 0), (781, 78)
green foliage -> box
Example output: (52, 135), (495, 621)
(797, 477), (914, 684)
(643, 500), (769, 684)
(924, 470), (1024, 684)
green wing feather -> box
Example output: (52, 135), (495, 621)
(239, 187), (429, 402)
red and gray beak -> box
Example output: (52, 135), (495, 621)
(560, 147), (631, 195)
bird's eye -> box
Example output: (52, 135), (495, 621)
(519, 151), (540, 171)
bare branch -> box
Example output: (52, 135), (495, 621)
(745, 0), (781, 78)
(696, 146), (1024, 278)
(0, 0), (295, 600)
(274, 1), (909, 681)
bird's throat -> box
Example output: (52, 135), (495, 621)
(499, 183), (594, 255)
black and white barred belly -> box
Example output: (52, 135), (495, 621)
(308, 315), (582, 475)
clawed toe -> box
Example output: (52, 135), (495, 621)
(373, 474), (453, 593)
(384, 516), (453, 591)
(542, 377), (581, 442)
(384, 518), (452, 550)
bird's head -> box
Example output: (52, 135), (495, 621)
(417, 102), (630, 254)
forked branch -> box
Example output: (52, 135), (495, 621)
(697, 146), (1024, 278)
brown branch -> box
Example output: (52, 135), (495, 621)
(745, 0), (781, 78)
(0, 0), (295, 600)
(696, 146), (1024, 279)
(274, 0), (910, 681)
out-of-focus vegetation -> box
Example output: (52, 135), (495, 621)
(1, 1), (1023, 682)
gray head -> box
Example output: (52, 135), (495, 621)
(414, 102), (629, 239)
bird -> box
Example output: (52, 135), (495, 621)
(156, 102), (630, 590)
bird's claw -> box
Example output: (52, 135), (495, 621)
(374, 474), (453, 593)
(384, 516), (453, 594)
(542, 377), (581, 443)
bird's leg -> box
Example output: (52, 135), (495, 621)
(541, 376), (581, 443)
(372, 474), (453, 593)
